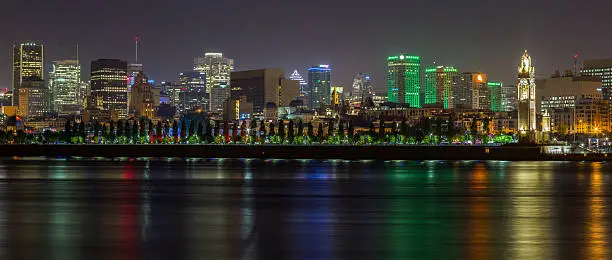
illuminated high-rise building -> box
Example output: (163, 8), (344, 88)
(501, 84), (518, 112)
(194, 53), (234, 112)
(230, 68), (299, 118)
(517, 50), (536, 134)
(18, 80), (49, 119)
(488, 81), (503, 112)
(178, 71), (206, 113)
(90, 59), (129, 119)
(387, 55), (420, 107)
(12, 43), (44, 107)
(290, 70), (308, 97)
(581, 58), (612, 100)
(424, 66), (458, 109)
(352, 73), (373, 105)
(307, 65), (332, 109)
(50, 60), (85, 116)
(129, 71), (159, 118)
(452, 72), (488, 110)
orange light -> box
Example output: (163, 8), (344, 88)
(477, 74), (483, 82)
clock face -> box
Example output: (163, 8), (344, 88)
(520, 78), (528, 85)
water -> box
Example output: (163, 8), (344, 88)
(0, 158), (609, 259)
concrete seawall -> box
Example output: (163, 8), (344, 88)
(1, 144), (606, 161)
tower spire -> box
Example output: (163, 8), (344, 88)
(135, 35), (139, 63)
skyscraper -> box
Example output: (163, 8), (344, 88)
(90, 59), (129, 119)
(130, 71), (159, 118)
(12, 43), (44, 107)
(517, 50), (536, 134)
(194, 53), (234, 112)
(50, 60), (85, 116)
(307, 65), (332, 109)
(424, 66), (458, 109)
(178, 71), (206, 113)
(230, 68), (299, 117)
(18, 80), (49, 119)
(472, 73), (490, 110)
(289, 70), (307, 97)
(488, 81), (503, 112)
(387, 55), (420, 107)
(452, 72), (488, 110)
(352, 73), (374, 105)
(581, 58), (612, 100)
(501, 84), (518, 112)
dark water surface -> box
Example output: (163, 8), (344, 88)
(0, 158), (610, 259)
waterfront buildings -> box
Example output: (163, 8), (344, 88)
(12, 43), (44, 107)
(536, 75), (602, 133)
(178, 71), (206, 113)
(49, 60), (85, 116)
(90, 59), (128, 119)
(387, 55), (420, 107)
(581, 58), (612, 100)
(194, 53), (234, 112)
(307, 65), (332, 109)
(536, 75), (601, 113)
(517, 50), (537, 135)
(424, 66), (458, 109)
(229, 69), (299, 119)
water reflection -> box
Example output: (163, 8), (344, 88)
(586, 163), (607, 259)
(0, 158), (610, 259)
(509, 162), (555, 259)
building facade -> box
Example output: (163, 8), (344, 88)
(351, 73), (374, 105)
(501, 84), (518, 112)
(18, 80), (49, 119)
(387, 55), (420, 107)
(488, 81), (503, 112)
(194, 53), (234, 111)
(178, 71), (206, 113)
(289, 70), (308, 98)
(49, 60), (85, 116)
(517, 50), (536, 134)
(424, 66), (458, 109)
(307, 65), (332, 109)
(581, 58), (612, 100)
(130, 72), (159, 118)
(230, 69), (299, 118)
(90, 59), (129, 119)
(12, 43), (44, 107)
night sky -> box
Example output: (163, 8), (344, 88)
(1, 0), (611, 91)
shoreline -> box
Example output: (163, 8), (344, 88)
(0, 144), (608, 161)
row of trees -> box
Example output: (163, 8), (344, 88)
(0, 117), (514, 145)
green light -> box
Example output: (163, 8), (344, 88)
(487, 82), (502, 87)
(425, 68), (437, 73)
(388, 55), (420, 61)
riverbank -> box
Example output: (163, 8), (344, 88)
(0, 144), (608, 161)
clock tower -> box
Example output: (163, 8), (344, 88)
(517, 50), (536, 140)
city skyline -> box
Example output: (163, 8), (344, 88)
(1, 0), (611, 91)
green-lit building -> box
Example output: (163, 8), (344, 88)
(387, 55), (420, 107)
(424, 66), (458, 109)
(488, 81), (503, 112)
